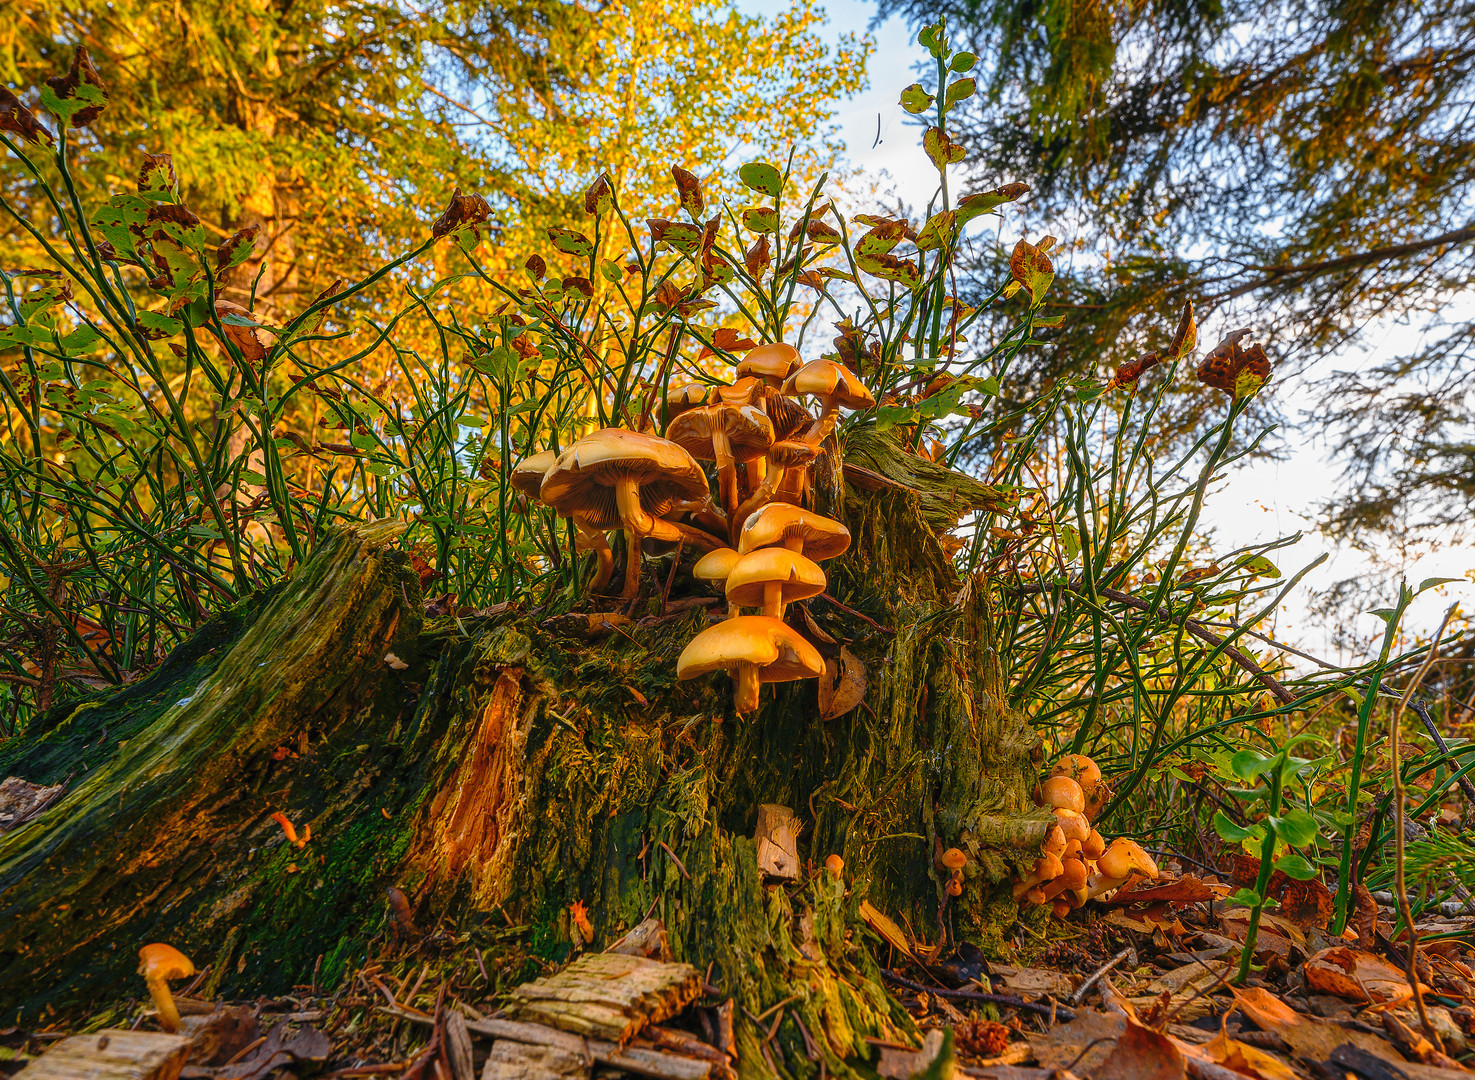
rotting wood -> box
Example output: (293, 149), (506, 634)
(508, 953), (703, 1043)
(480, 1040), (588, 1080)
(467, 1018), (711, 1079)
(754, 803), (799, 881)
(15, 1029), (190, 1080)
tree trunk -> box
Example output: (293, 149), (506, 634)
(0, 429), (1049, 1074)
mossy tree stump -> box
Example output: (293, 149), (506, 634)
(0, 429), (1049, 1077)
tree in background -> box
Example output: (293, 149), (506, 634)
(3, 0), (866, 313)
(874, 0), (1475, 548)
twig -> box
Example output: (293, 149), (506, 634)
(1408, 698), (1475, 811)
(657, 840), (690, 880)
(879, 969), (1075, 1021)
(1068, 946), (1135, 1006)
(814, 592), (893, 634)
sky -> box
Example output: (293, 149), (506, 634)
(739, 0), (1475, 667)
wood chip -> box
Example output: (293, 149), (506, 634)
(16, 1029), (191, 1080)
(508, 953), (702, 1044)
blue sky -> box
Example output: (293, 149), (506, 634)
(738, 0), (1473, 662)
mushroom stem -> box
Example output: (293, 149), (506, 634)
(574, 525), (613, 593)
(614, 474), (650, 599)
(803, 402), (840, 446)
(734, 661), (761, 713)
(712, 426), (738, 521)
(783, 535), (805, 554)
(762, 580), (783, 619)
(146, 976), (181, 1033)
(732, 465), (789, 533)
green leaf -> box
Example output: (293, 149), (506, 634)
(1273, 853), (1318, 880)
(950, 52), (977, 72)
(872, 404), (920, 432)
(914, 210), (957, 252)
(922, 127), (966, 171)
(1060, 524), (1080, 560)
(1272, 808), (1320, 847)
(546, 227), (593, 259)
(135, 311), (182, 338)
(1236, 554), (1281, 578)
(899, 83), (935, 114)
(742, 207), (779, 234)
(1369, 607), (1398, 625)
(944, 77), (976, 112)
(1418, 577), (1461, 593)
(955, 183), (1028, 223)
(1227, 887), (1261, 907)
(1213, 810), (1261, 842)
(1230, 749), (1276, 781)
(59, 325), (102, 353)
(738, 161), (783, 197)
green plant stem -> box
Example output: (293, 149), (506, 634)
(1237, 762), (1284, 984)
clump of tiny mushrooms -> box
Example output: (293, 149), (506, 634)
(1010, 754), (1159, 917)
(514, 341), (874, 715)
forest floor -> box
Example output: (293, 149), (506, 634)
(7, 860), (1475, 1080)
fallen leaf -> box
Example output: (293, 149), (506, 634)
(1280, 877), (1334, 929)
(1305, 946), (1419, 1004)
(1026, 1008), (1125, 1075)
(1103, 875), (1219, 907)
(1201, 1030), (1301, 1080)
(859, 901), (913, 960)
(1094, 1017), (1185, 1080)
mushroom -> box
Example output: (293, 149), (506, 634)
(1082, 829), (1106, 861)
(666, 382), (710, 420)
(737, 343), (801, 388)
(732, 439), (818, 525)
(138, 943), (195, 1033)
(513, 449), (614, 593)
(938, 846), (967, 893)
(782, 359), (875, 446)
(1012, 850), (1064, 902)
(737, 502), (850, 562)
(824, 853), (844, 876)
(1087, 839), (1159, 899)
(946, 877), (963, 897)
(677, 614), (823, 713)
(725, 547), (825, 619)
(1040, 857), (1090, 907)
(1053, 808), (1090, 845)
(1037, 776), (1085, 815)
(1050, 754), (1102, 794)
(540, 429), (714, 599)
(695, 546), (742, 616)
(666, 403), (774, 526)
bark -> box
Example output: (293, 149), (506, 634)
(0, 429), (1049, 1076)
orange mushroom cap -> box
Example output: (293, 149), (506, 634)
(1039, 776), (1085, 814)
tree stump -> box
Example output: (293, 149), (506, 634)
(0, 429), (1050, 1076)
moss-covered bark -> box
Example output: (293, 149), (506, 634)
(0, 430), (1051, 1077)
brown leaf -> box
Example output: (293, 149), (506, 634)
(744, 234), (771, 278)
(1094, 1018), (1185, 1080)
(1279, 876), (1333, 929)
(216, 224), (259, 271)
(1100, 874), (1219, 907)
(1304, 946), (1419, 1004)
(1197, 327), (1273, 397)
(1354, 882), (1381, 948)
(584, 172), (614, 216)
(430, 188), (491, 239)
(45, 46), (108, 129)
(0, 85), (53, 145)
(1112, 350), (1162, 388)
(672, 165), (704, 217)
(524, 253), (546, 279)
(1027, 1009), (1126, 1075)
(137, 152), (176, 194)
(214, 299), (266, 363)
(818, 646), (866, 720)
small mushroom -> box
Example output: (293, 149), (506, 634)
(666, 382), (710, 420)
(1012, 850), (1064, 902)
(1039, 857), (1090, 907)
(737, 342), (801, 388)
(1050, 754), (1102, 794)
(782, 358), (875, 445)
(137, 943), (195, 1033)
(514, 449), (613, 593)
(725, 547), (825, 618)
(946, 877), (963, 897)
(737, 503), (851, 561)
(1053, 808), (1090, 844)
(1087, 838), (1159, 899)
(666, 403), (774, 526)
(677, 614), (823, 713)
(1038, 775), (1085, 815)
(939, 847), (967, 874)
(541, 429), (713, 599)
(694, 547), (742, 616)
(1082, 829), (1106, 861)
(732, 438), (817, 526)
(824, 853), (844, 876)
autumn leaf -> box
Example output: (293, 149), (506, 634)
(899, 83), (934, 113)
(43, 47), (108, 130)
(744, 234), (771, 278)
(647, 218), (702, 255)
(216, 224), (259, 272)
(742, 207), (778, 233)
(137, 153), (177, 195)
(956, 183), (1028, 223)
(738, 160), (783, 197)
(698, 326), (759, 360)
(430, 188), (491, 241)
(547, 226), (593, 259)
(1009, 237), (1055, 304)
(0, 85), (53, 145)
(583, 173), (614, 216)
(922, 126), (966, 170)
(671, 165), (704, 218)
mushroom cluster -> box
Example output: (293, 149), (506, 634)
(1013, 754), (1159, 917)
(516, 343), (874, 715)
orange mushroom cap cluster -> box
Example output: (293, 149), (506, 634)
(1011, 754), (1157, 917)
